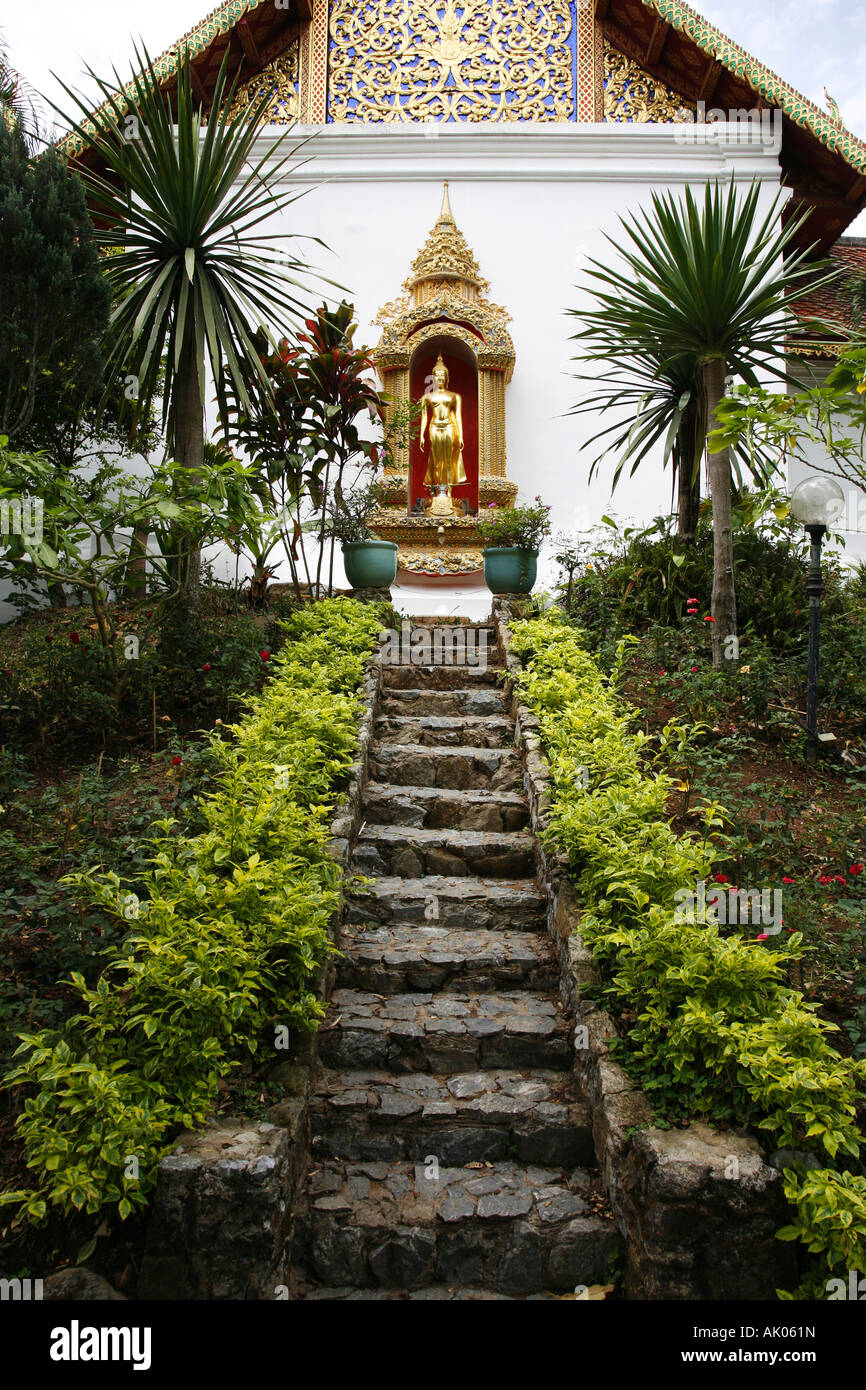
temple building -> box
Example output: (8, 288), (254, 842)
(66, 0), (866, 606)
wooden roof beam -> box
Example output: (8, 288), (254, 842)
(294, 0), (314, 18)
(698, 59), (723, 104)
(189, 62), (208, 105)
(260, 21), (302, 67)
(645, 19), (670, 65)
(846, 174), (866, 203)
(237, 16), (261, 68)
(594, 0), (611, 18)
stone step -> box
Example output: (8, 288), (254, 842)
(310, 1068), (594, 1167)
(317, 989), (573, 1073)
(337, 924), (558, 993)
(370, 743), (523, 791)
(292, 1159), (619, 1295)
(346, 876), (546, 933)
(383, 664), (505, 690)
(380, 625), (496, 661)
(374, 714), (513, 749)
(362, 784), (529, 833)
(353, 824), (536, 879)
(380, 687), (509, 718)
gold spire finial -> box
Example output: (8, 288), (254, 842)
(438, 180), (455, 225)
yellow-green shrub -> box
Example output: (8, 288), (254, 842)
(2, 599), (383, 1223)
(510, 610), (866, 1294)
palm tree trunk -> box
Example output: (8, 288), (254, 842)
(173, 318), (204, 599)
(125, 525), (149, 600)
(703, 357), (737, 667)
(676, 442), (701, 542)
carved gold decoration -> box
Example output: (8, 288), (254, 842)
(374, 184), (515, 474)
(372, 183), (516, 577)
(603, 42), (694, 124)
(227, 47), (300, 124)
(328, 0), (574, 124)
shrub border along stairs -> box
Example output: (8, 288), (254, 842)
(2, 599), (385, 1301)
(135, 603), (387, 1300)
(493, 599), (866, 1302)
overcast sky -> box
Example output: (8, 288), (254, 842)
(4, 0), (865, 234)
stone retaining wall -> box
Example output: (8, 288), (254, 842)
(136, 646), (385, 1300)
(492, 598), (796, 1301)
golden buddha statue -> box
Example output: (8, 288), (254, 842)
(419, 353), (466, 514)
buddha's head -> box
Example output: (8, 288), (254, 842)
(432, 354), (449, 389)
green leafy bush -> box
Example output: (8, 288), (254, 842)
(476, 497), (552, 551)
(1, 598), (383, 1223)
(509, 609), (866, 1294)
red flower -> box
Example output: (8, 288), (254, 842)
(202, 663), (211, 672)
(171, 755), (182, 766)
(782, 876), (795, 884)
(756, 933), (769, 942)
(818, 875), (833, 885)
(691, 665), (698, 673)
(850, 864), (864, 876)
(703, 615), (715, 623)
(260, 649), (270, 662)
(834, 875), (848, 884)
(69, 631), (80, 644)
(687, 597), (699, 604)
(714, 873), (728, 884)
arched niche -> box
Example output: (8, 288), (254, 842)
(408, 334), (479, 513)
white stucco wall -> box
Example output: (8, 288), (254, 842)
(8, 119), (826, 621)
(246, 120), (789, 609)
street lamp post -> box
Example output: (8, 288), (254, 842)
(789, 477), (846, 765)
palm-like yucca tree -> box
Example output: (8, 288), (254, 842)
(572, 345), (706, 540)
(52, 43), (324, 597)
(570, 180), (838, 664)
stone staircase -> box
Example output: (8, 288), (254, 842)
(291, 625), (620, 1300)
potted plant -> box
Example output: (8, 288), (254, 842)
(477, 495), (551, 594)
(323, 480), (398, 590)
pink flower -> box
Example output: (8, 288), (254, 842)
(756, 933), (769, 942)
(691, 665), (698, 672)
(782, 876), (795, 884)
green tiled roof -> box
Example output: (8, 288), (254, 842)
(643, 0), (866, 175)
(59, 0), (265, 155)
(147, 0), (261, 79)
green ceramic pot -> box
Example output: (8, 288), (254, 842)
(342, 540), (398, 589)
(482, 546), (538, 595)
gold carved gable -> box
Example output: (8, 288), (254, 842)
(603, 41), (693, 124)
(227, 45), (300, 124)
(374, 185), (515, 379)
(328, 0), (575, 123)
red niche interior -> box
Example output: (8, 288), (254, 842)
(408, 336), (478, 513)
